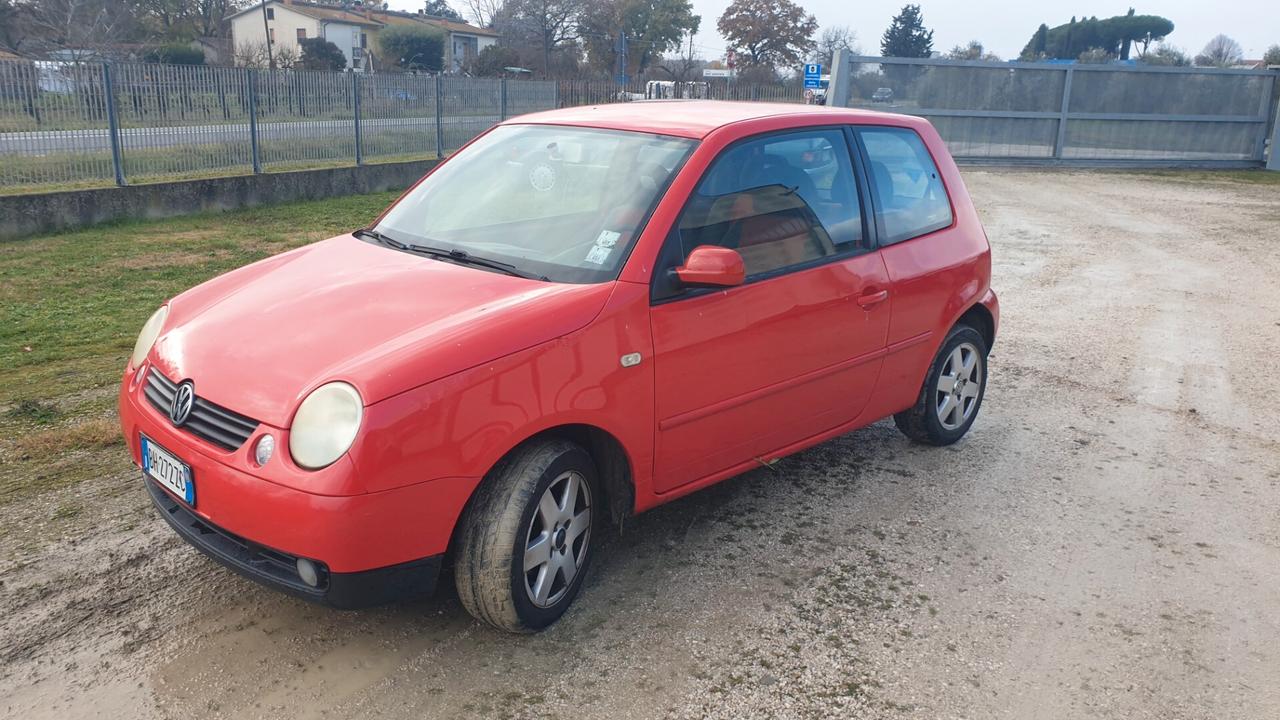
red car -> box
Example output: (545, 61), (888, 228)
(119, 102), (997, 632)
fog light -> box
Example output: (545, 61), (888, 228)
(296, 558), (320, 588)
(253, 434), (275, 467)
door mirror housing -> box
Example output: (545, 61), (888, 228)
(674, 246), (745, 288)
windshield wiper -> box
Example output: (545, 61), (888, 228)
(356, 228), (548, 281)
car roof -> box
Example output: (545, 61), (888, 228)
(507, 100), (910, 140)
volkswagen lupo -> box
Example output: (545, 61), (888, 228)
(120, 102), (998, 632)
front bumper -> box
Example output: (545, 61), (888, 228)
(147, 477), (441, 608)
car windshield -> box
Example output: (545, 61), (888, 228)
(373, 124), (696, 283)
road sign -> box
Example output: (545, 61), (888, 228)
(803, 63), (823, 89)
(703, 68), (733, 78)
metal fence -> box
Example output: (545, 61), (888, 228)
(0, 60), (811, 192)
(0, 59), (557, 190)
(830, 53), (1280, 168)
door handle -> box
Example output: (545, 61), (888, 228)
(857, 289), (889, 309)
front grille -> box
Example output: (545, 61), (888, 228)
(144, 368), (260, 451)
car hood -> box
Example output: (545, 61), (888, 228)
(151, 234), (614, 427)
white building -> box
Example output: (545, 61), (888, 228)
(229, 0), (499, 72)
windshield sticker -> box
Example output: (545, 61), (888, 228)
(584, 245), (613, 265)
(594, 230), (621, 248)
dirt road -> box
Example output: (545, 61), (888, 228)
(3, 170), (1279, 719)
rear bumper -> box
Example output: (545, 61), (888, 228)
(147, 477), (442, 608)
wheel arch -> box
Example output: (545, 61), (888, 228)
(956, 299), (995, 350)
(446, 423), (636, 561)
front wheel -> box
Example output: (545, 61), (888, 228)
(894, 324), (988, 445)
(454, 439), (598, 633)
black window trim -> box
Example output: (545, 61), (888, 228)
(851, 124), (956, 248)
(650, 124), (878, 306)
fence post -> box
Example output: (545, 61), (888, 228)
(352, 71), (363, 166)
(1267, 74), (1280, 171)
(1053, 66), (1074, 161)
(500, 78), (508, 121)
(101, 63), (126, 187)
(435, 74), (444, 158)
(247, 69), (261, 174)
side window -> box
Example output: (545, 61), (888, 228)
(674, 129), (865, 279)
(859, 127), (952, 245)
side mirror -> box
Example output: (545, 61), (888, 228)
(674, 246), (745, 288)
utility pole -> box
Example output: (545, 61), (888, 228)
(614, 31), (629, 87)
(261, 0), (276, 70)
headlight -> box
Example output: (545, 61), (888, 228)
(130, 305), (168, 369)
(289, 382), (363, 470)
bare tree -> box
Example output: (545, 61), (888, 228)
(1194, 34), (1243, 68)
(814, 25), (858, 69)
(22, 0), (139, 61)
(656, 31), (703, 81)
(462, 0), (503, 27)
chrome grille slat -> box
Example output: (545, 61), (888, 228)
(144, 368), (260, 451)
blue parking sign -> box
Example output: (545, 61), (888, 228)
(803, 63), (822, 89)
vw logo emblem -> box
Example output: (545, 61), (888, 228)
(170, 381), (195, 426)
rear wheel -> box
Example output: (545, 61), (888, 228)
(894, 324), (988, 446)
(454, 439), (598, 633)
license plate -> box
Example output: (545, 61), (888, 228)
(141, 435), (195, 505)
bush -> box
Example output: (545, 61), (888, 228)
(299, 38), (347, 71)
(470, 45), (520, 76)
(143, 44), (205, 65)
(378, 25), (445, 73)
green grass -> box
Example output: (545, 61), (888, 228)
(0, 190), (399, 504)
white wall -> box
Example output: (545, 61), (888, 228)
(232, 4), (342, 65)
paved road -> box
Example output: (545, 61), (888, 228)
(0, 115), (501, 155)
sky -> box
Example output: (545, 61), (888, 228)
(386, 0), (1276, 64)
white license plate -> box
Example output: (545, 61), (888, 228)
(141, 435), (195, 505)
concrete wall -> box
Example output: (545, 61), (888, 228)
(0, 159), (437, 241)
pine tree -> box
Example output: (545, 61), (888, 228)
(880, 4), (934, 58)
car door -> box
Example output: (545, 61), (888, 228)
(853, 125), (978, 413)
(648, 127), (892, 494)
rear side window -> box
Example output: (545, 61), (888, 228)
(675, 128), (865, 278)
(859, 127), (952, 244)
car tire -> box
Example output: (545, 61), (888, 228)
(454, 439), (599, 633)
(894, 324), (988, 446)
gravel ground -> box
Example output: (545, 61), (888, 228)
(2, 169), (1279, 720)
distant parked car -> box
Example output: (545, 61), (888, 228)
(121, 101), (997, 633)
(872, 87), (894, 103)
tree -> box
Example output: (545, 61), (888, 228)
(881, 4), (932, 58)
(1143, 43), (1189, 66)
(580, 0), (700, 78)
(298, 37), (346, 70)
(19, 0), (145, 62)
(814, 25), (858, 69)
(1195, 34), (1242, 67)
(946, 40), (999, 62)
(655, 31), (704, 81)
(717, 0), (818, 70)
(1018, 13), (1173, 61)
(1025, 23), (1048, 59)
(1262, 44), (1280, 67)
(143, 43), (206, 64)
(377, 24), (445, 72)
(462, 0), (503, 27)
(424, 0), (463, 21)
(502, 0), (585, 77)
